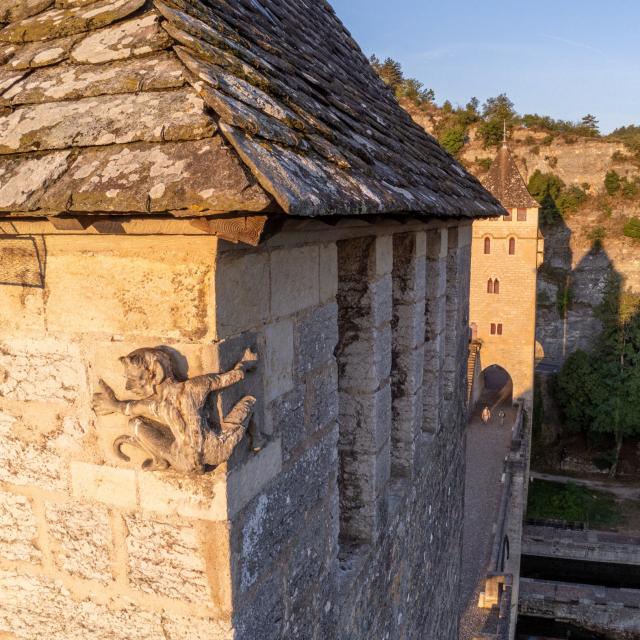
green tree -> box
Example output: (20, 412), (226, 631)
(438, 123), (467, 157)
(580, 114), (600, 136)
(478, 93), (519, 147)
(556, 185), (588, 216)
(556, 276), (640, 474)
(604, 170), (621, 195)
(528, 170), (564, 224)
(377, 57), (403, 90)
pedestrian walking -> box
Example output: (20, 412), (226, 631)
(498, 410), (506, 427)
(481, 406), (491, 424)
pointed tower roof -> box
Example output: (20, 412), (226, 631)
(481, 143), (539, 209)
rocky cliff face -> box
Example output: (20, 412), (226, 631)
(407, 103), (640, 363)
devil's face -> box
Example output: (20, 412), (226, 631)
(121, 358), (154, 397)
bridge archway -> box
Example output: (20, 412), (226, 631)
(480, 364), (513, 408)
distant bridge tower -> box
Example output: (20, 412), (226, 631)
(469, 142), (543, 410)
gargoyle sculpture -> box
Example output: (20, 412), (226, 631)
(92, 347), (259, 474)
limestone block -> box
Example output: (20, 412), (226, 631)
(0, 338), (84, 402)
(338, 385), (391, 454)
(392, 344), (425, 397)
(305, 362), (338, 431)
(234, 570), (285, 640)
(214, 251), (270, 338)
(270, 245), (320, 318)
(227, 439), (282, 519)
(138, 468), (227, 522)
(338, 276), (392, 330)
(125, 515), (211, 604)
(294, 302), (338, 377)
(268, 385), (304, 461)
(45, 502), (112, 582)
(0, 411), (69, 492)
(458, 223), (473, 248)
(236, 429), (337, 592)
(161, 614), (233, 640)
(0, 490), (40, 562)
(339, 441), (390, 543)
(45, 236), (216, 340)
(287, 508), (336, 612)
(319, 242), (338, 303)
(337, 324), (392, 394)
(391, 393), (422, 476)
(393, 300), (427, 352)
(70, 461), (136, 510)
(0, 569), (232, 640)
(392, 234), (427, 303)
(375, 235), (393, 276)
(264, 320), (294, 403)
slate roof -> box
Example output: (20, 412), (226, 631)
(0, 0), (505, 221)
(482, 143), (539, 209)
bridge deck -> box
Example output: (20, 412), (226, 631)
(459, 396), (516, 640)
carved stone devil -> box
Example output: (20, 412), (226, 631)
(92, 347), (259, 474)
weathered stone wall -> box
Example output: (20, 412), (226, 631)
(0, 233), (247, 639)
(0, 219), (472, 640)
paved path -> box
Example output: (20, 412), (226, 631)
(530, 471), (640, 500)
(459, 396), (515, 640)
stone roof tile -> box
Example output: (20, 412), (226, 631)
(0, 0), (504, 221)
(482, 143), (539, 209)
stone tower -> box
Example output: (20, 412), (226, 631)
(469, 142), (543, 408)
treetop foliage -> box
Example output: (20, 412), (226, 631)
(369, 55), (435, 107)
(555, 274), (640, 472)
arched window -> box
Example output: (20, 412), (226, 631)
(497, 323), (503, 335)
(509, 238), (516, 255)
(490, 323), (496, 335)
(494, 279), (500, 294)
(487, 279), (494, 294)
(484, 237), (491, 254)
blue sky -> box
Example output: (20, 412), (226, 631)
(330, 0), (639, 133)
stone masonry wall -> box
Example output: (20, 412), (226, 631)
(0, 219), (472, 640)
(220, 221), (472, 640)
(0, 233), (242, 640)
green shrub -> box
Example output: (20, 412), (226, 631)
(612, 150), (628, 163)
(605, 170), (621, 195)
(556, 185), (588, 215)
(541, 134), (554, 146)
(476, 157), (492, 172)
(438, 123), (467, 157)
(587, 226), (606, 250)
(622, 177), (639, 198)
(623, 217), (640, 239)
